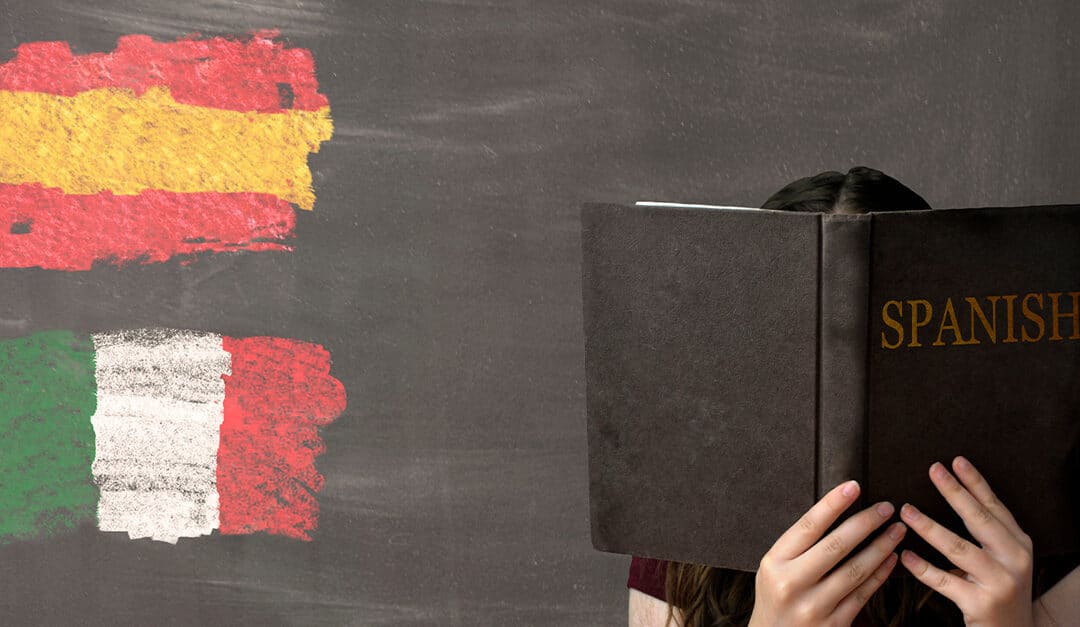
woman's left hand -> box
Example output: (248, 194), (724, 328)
(898, 456), (1036, 627)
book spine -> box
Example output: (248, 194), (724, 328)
(817, 214), (872, 498)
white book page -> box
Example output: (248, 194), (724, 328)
(635, 201), (759, 210)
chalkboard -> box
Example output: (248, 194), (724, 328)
(0, 1), (1078, 625)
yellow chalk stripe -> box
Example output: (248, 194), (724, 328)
(0, 86), (332, 209)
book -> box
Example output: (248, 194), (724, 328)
(580, 201), (1080, 572)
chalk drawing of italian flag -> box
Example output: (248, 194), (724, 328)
(0, 329), (346, 544)
(0, 30), (332, 270)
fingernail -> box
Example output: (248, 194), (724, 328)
(901, 503), (921, 521)
(888, 522), (906, 540)
(842, 480), (859, 497)
(876, 501), (894, 517)
(931, 462), (947, 479)
(901, 550), (921, 567)
(955, 456), (971, 471)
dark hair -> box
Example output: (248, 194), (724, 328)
(760, 166), (932, 214)
(665, 166), (962, 626)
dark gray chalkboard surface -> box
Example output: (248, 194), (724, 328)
(0, 1), (1078, 625)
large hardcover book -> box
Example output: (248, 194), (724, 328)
(581, 202), (1080, 573)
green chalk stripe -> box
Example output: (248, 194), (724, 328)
(0, 330), (98, 542)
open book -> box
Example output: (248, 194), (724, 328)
(580, 201), (1080, 572)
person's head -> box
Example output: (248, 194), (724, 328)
(759, 166), (932, 215)
(665, 167), (953, 627)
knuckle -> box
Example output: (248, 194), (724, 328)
(755, 569), (776, 593)
(974, 506), (994, 525)
(758, 554), (775, 573)
(823, 534), (846, 556)
(917, 560), (932, 578)
(1001, 574), (1022, 596)
(934, 572), (951, 590)
(949, 537), (971, 556)
(1014, 551), (1033, 574)
(985, 581), (1018, 608)
(773, 578), (796, 603)
(792, 602), (817, 624)
(798, 515), (816, 534)
(845, 559), (864, 583)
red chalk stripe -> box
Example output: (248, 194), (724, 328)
(0, 184), (296, 270)
(219, 336), (347, 540)
(0, 29), (327, 113)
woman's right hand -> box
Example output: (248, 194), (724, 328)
(747, 480), (907, 627)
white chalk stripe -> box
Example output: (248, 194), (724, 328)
(90, 329), (230, 543)
(97, 491), (220, 544)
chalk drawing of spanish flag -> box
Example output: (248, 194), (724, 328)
(0, 30), (332, 270)
(0, 329), (346, 544)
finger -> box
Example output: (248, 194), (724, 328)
(832, 552), (899, 625)
(951, 456), (1027, 542)
(792, 501), (896, 584)
(947, 567), (974, 583)
(900, 549), (976, 610)
(818, 521), (907, 607)
(900, 502), (997, 583)
(928, 461), (1015, 554)
(770, 480), (861, 560)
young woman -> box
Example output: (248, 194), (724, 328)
(628, 167), (1080, 627)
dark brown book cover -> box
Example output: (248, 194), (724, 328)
(580, 202), (1080, 573)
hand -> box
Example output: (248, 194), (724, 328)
(748, 480), (907, 627)
(899, 456), (1035, 627)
